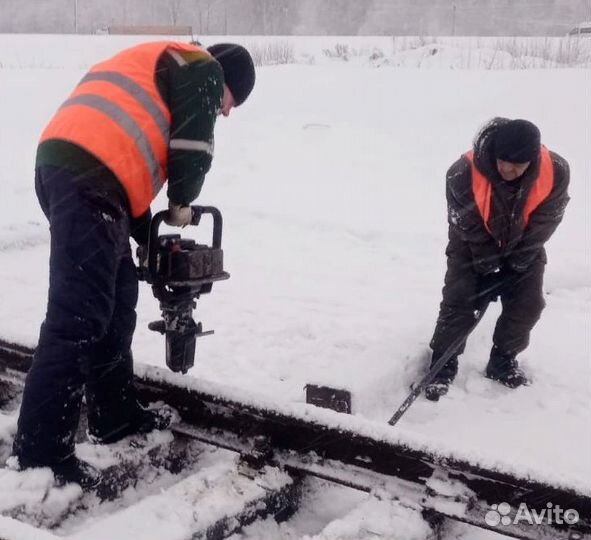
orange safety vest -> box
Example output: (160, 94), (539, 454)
(465, 146), (554, 235)
(40, 41), (210, 217)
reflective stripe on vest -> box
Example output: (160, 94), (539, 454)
(465, 146), (554, 234)
(40, 41), (208, 217)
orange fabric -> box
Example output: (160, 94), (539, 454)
(522, 146), (554, 226)
(465, 146), (554, 235)
(466, 150), (493, 233)
(43, 105), (153, 207)
(40, 41), (207, 217)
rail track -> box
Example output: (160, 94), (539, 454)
(0, 339), (589, 540)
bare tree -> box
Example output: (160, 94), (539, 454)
(170, 0), (182, 25)
(2, 0), (591, 36)
(251, 0), (292, 34)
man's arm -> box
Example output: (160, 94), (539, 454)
(166, 53), (224, 206)
(130, 209), (152, 245)
(446, 157), (501, 274)
(506, 153), (570, 271)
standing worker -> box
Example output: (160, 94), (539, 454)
(11, 41), (256, 486)
(426, 118), (570, 401)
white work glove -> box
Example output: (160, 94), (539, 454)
(164, 203), (192, 227)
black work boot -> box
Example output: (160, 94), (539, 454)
(425, 354), (459, 402)
(485, 346), (530, 389)
(87, 403), (178, 445)
(13, 454), (101, 490)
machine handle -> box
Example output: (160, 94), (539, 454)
(147, 205), (224, 281)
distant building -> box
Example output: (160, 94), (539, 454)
(567, 21), (591, 36)
(104, 25), (193, 36)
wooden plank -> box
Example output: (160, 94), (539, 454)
(107, 25), (193, 35)
(65, 462), (298, 540)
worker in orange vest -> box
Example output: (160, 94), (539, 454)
(425, 118), (570, 401)
(11, 41), (255, 487)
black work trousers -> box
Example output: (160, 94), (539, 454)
(13, 165), (139, 464)
(430, 248), (546, 360)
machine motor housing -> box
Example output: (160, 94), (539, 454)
(156, 235), (225, 283)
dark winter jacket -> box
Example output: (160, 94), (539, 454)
(36, 48), (223, 245)
(445, 118), (570, 274)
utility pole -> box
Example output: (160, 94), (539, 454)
(74, 0), (78, 33)
(451, 4), (457, 36)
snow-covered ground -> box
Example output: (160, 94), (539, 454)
(0, 34), (589, 539)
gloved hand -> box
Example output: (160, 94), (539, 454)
(472, 257), (501, 276)
(477, 267), (504, 305)
(506, 259), (530, 273)
(506, 246), (542, 274)
(164, 203), (192, 227)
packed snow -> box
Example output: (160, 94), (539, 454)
(0, 34), (589, 540)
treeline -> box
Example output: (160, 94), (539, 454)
(0, 0), (588, 35)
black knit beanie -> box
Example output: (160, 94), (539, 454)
(493, 119), (541, 163)
(207, 43), (255, 106)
